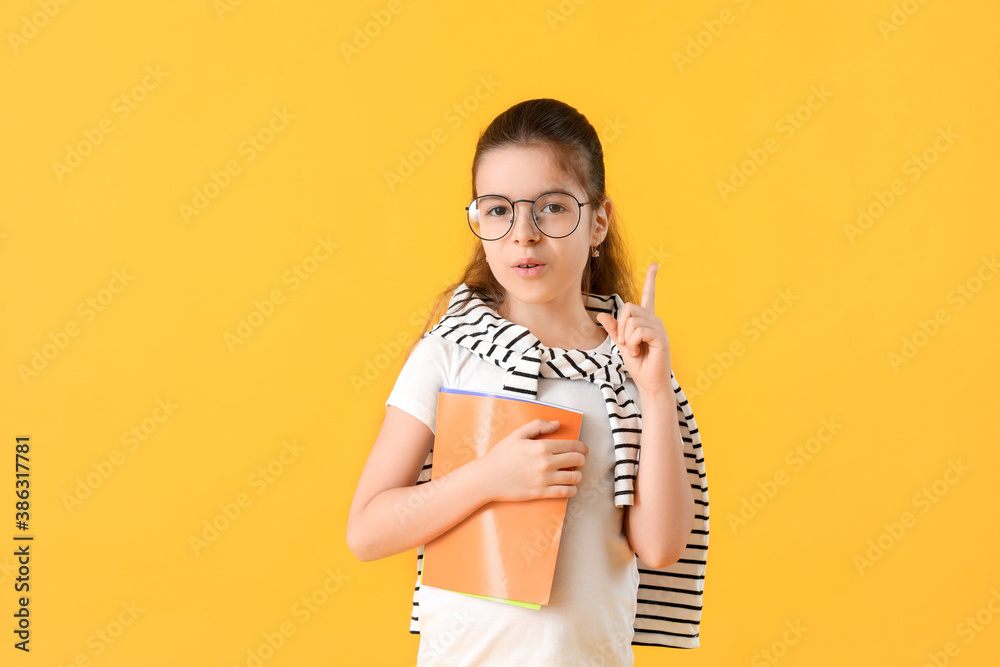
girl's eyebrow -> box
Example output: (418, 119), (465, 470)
(484, 185), (573, 198)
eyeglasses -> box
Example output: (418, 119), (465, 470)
(466, 192), (599, 241)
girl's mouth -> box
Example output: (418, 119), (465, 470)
(513, 264), (545, 277)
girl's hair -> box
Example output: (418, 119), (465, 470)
(403, 98), (638, 362)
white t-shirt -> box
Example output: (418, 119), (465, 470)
(385, 333), (642, 666)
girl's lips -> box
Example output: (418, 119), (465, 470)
(512, 264), (545, 277)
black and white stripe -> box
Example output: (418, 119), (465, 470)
(408, 283), (709, 650)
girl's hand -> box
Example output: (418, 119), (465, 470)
(596, 264), (673, 398)
(478, 419), (588, 503)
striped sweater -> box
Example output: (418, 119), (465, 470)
(408, 283), (709, 649)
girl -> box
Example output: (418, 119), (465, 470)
(347, 98), (708, 665)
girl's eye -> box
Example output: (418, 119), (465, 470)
(486, 206), (509, 218)
(541, 203), (566, 214)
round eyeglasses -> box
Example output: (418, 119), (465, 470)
(466, 192), (600, 241)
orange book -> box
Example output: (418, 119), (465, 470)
(420, 388), (584, 608)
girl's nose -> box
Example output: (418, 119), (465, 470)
(509, 201), (540, 243)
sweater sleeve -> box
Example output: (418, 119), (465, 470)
(384, 334), (452, 434)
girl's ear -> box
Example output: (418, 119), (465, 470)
(593, 198), (612, 245)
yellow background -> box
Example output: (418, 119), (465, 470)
(2, 0), (998, 665)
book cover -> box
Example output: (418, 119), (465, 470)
(420, 387), (584, 607)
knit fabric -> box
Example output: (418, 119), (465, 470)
(408, 283), (709, 649)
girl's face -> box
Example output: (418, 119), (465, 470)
(475, 144), (608, 317)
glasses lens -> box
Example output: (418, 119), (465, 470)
(469, 196), (512, 240)
(533, 193), (580, 238)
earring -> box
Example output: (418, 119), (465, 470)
(591, 246), (600, 257)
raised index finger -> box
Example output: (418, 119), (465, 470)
(641, 263), (657, 312)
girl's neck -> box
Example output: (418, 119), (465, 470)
(497, 294), (608, 350)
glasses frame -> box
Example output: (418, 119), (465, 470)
(465, 191), (601, 241)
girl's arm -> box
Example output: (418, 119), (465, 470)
(623, 390), (696, 569)
(347, 406), (494, 562)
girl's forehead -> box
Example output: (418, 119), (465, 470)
(480, 144), (558, 170)
(476, 145), (583, 196)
